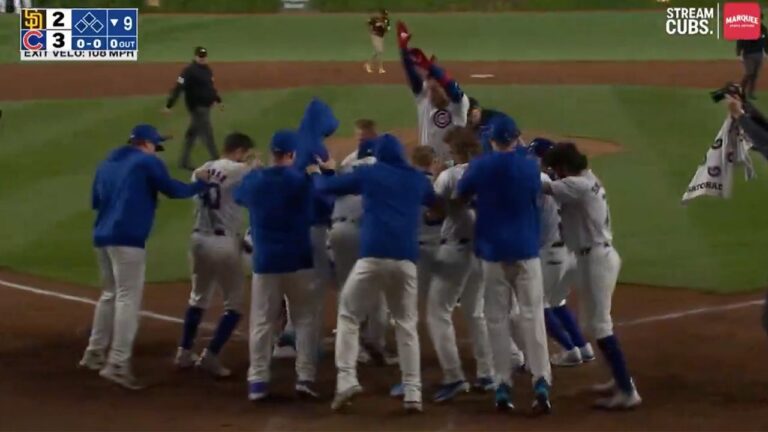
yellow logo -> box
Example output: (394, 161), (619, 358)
(22, 9), (45, 30)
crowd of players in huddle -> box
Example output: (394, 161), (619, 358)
(77, 21), (641, 415)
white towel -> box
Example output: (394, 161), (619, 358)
(682, 115), (756, 203)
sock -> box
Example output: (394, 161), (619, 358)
(552, 305), (587, 348)
(597, 334), (633, 393)
(208, 310), (242, 355)
(180, 306), (204, 350)
(544, 308), (575, 350)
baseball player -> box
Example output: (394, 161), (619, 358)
(79, 124), (209, 390)
(365, 9), (390, 74)
(328, 119), (392, 364)
(397, 21), (469, 164)
(165, 46), (222, 171)
(174, 132), (255, 378)
(541, 142), (641, 410)
(529, 138), (595, 367)
(235, 130), (320, 401)
(467, 97), (504, 154)
(426, 127), (495, 401)
(457, 114), (552, 415)
(736, 14), (768, 100)
(311, 134), (437, 413)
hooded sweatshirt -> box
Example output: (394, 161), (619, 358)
(92, 145), (206, 248)
(295, 98), (340, 226)
(313, 134), (436, 262)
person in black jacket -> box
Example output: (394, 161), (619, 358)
(165, 46), (223, 171)
(736, 16), (768, 100)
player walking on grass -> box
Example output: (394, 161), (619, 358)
(80, 124), (209, 390)
(174, 132), (255, 378)
(236, 130), (320, 401)
(457, 114), (552, 415)
(365, 9), (390, 74)
(310, 134), (437, 413)
(541, 142), (641, 410)
(397, 21), (469, 164)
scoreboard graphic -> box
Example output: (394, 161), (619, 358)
(20, 8), (138, 62)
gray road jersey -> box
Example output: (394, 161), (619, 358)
(192, 159), (249, 235)
(550, 170), (613, 251)
(331, 151), (376, 222)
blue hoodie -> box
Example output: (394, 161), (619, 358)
(92, 145), (206, 248)
(313, 134), (436, 262)
(295, 98), (340, 226)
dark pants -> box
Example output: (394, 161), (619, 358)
(742, 53), (764, 98)
(180, 106), (217, 169)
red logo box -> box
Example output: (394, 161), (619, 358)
(723, 2), (761, 40)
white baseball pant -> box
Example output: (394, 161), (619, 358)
(248, 269), (318, 383)
(0, 0), (31, 12)
(85, 247), (146, 368)
(328, 220), (388, 351)
(188, 233), (244, 311)
(576, 246), (621, 339)
(482, 258), (551, 387)
(311, 225), (333, 344)
(336, 258), (421, 402)
(426, 242), (493, 383)
(417, 242), (440, 298)
(540, 245), (576, 307)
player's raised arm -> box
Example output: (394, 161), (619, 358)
(411, 49), (464, 103)
(397, 22), (423, 95)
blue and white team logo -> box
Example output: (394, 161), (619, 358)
(433, 109), (452, 129)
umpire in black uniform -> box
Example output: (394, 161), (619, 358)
(165, 46), (222, 171)
(737, 14), (768, 100)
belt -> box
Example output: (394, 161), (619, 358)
(577, 242), (611, 256)
(550, 241), (565, 248)
(332, 217), (359, 224)
(193, 228), (230, 237)
(440, 238), (470, 245)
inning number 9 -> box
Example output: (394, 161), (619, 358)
(124, 16), (133, 31)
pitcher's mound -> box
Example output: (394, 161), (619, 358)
(326, 128), (621, 160)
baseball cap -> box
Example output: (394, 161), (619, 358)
(194, 46), (208, 58)
(468, 97), (480, 111)
(489, 114), (520, 145)
(270, 130), (298, 153)
(129, 124), (168, 151)
(528, 137), (555, 158)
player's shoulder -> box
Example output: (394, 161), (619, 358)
(540, 172), (552, 183)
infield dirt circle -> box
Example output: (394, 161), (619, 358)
(0, 60), (766, 431)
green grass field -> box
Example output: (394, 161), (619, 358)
(0, 11), (738, 63)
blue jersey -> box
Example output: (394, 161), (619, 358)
(314, 134), (436, 262)
(457, 148), (541, 262)
(92, 145), (205, 248)
(235, 166), (314, 274)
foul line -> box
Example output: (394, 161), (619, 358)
(0, 278), (764, 332)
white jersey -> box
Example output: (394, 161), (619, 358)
(416, 86), (469, 162)
(419, 172), (442, 244)
(538, 173), (562, 248)
(330, 151), (376, 222)
(192, 159), (249, 235)
(550, 170), (613, 251)
(434, 163), (474, 241)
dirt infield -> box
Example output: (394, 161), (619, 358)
(1, 58), (767, 431)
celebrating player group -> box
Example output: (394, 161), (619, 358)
(78, 21), (640, 415)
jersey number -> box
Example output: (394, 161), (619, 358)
(199, 184), (221, 210)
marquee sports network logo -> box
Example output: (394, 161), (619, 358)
(723, 2), (761, 40)
(665, 2), (762, 39)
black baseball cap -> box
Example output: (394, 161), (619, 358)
(194, 46), (208, 58)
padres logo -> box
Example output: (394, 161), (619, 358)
(22, 9), (45, 30)
(707, 166), (722, 177)
(432, 109), (452, 129)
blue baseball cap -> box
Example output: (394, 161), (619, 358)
(528, 137), (555, 158)
(489, 114), (520, 145)
(270, 130), (298, 153)
(129, 124), (168, 151)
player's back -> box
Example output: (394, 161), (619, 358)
(554, 170), (613, 251)
(192, 159), (248, 235)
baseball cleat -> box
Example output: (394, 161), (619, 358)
(579, 343), (596, 362)
(364, 63), (373, 73)
(494, 383), (514, 411)
(331, 385), (363, 411)
(433, 380), (470, 402)
(295, 380), (321, 399)
(78, 350), (106, 371)
(590, 379), (617, 395)
(473, 376), (496, 392)
(593, 386), (642, 410)
(403, 399), (423, 413)
(531, 377), (552, 416)
(174, 347), (199, 369)
(99, 363), (144, 390)
(357, 346), (372, 364)
(550, 347), (583, 367)
(389, 382), (405, 398)
(195, 349), (231, 378)
(378, 67), (386, 74)
(248, 381), (269, 401)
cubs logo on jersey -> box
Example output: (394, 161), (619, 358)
(432, 109), (453, 129)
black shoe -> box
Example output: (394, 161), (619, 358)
(179, 163), (195, 172)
